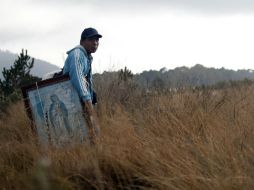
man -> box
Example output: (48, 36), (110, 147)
(63, 27), (102, 145)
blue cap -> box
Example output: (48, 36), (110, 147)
(81, 27), (102, 40)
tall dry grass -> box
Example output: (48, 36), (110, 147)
(1, 82), (254, 189)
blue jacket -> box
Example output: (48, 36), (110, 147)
(63, 45), (93, 102)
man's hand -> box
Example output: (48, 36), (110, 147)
(82, 100), (100, 145)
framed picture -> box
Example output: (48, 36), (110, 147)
(22, 75), (88, 146)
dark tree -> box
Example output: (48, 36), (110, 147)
(118, 66), (133, 82)
(0, 49), (41, 113)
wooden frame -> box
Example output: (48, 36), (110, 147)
(22, 75), (88, 146)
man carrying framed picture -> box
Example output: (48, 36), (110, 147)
(63, 27), (102, 145)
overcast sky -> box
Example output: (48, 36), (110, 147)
(1, 0), (254, 73)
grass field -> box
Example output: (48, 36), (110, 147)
(1, 82), (254, 189)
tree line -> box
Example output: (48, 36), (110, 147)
(93, 64), (254, 92)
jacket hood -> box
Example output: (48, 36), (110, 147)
(66, 45), (88, 56)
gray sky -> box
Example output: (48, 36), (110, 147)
(1, 0), (254, 73)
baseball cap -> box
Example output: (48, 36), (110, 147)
(81, 27), (102, 40)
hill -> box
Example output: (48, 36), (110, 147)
(134, 64), (254, 88)
(0, 50), (60, 79)
(94, 64), (254, 91)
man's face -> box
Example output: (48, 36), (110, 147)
(81, 37), (99, 54)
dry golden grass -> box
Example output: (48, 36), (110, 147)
(1, 83), (254, 189)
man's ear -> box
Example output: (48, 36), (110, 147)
(80, 39), (86, 45)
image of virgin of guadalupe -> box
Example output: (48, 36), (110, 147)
(49, 94), (72, 137)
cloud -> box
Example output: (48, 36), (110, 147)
(0, 28), (35, 44)
(166, 0), (254, 14)
(27, 0), (254, 15)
